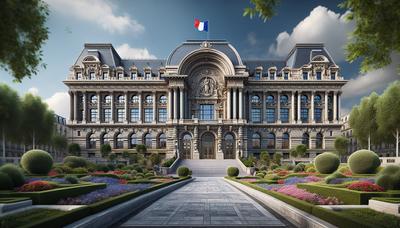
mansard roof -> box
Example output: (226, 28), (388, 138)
(285, 43), (336, 68)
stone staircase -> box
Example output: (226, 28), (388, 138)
(172, 159), (246, 177)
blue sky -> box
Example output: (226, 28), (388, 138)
(1, 0), (398, 118)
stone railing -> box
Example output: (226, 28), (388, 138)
(236, 158), (256, 175)
(379, 157), (400, 166)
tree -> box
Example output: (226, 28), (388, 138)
(68, 143), (81, 156)
(295, 144), (308, 158)
(135, 144), (147, 154)
(149, 153), (161, 166)
(52, 134), (67, 158)
(100, 144), (112, 158)
(273, 152), (282, 166)
(0, 84), (21, 161)
(376, 81), (400, 157)
(20, 94), (54, 148)
(259, 151), (270, 167)
(0, 0), (49, 82)
(334, 136), (350, 157)
(243, 0), (280, 22)
(108, 153), (117, 164)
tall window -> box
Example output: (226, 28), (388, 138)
(266, 108), (275, 123)
(282, 133), (290, 149)
(90, 95), (97, 104)
(104, 109), (111, 122)
(115, 133), (123, 149)
(251, 108), (261, 123)
(301, 95), (308, 105)
(101, 133), (110, 145)
(255, 72), (261, 80)
(158, 133), (166, 148)
(130, 108), (139, 122)
(88, 133), (96, 149)
(280, 108), (289, 123)
(301, 108), (309, 123)
(330, 72), (336, 80)
(158, 108), (167, 122)
(117, 72), (123, 80)
(131, 72), (137, 80)
(266, 95), (275, 105)
(252, 133), (261, 149)
(269, 72), (275, 80)
(251, 95), (260, 104)
(117, 95), (125, 104)
(314, 108), (322, 122)
(90, 109), (97, 122)
(303, 72), (308, 80)
(145, 95), (153, 104)
(102, 72), (108, 80)
(284, 72), (289, 80)
(316, 71), (322, 80)
(314, 95), (321, 104)
(105, 95), (112, 104)
(144, 133), (152, 148)
(89, 72), (96, 80)
(280, 95), (288, 105)
(302, 133), (309, 148)
(130, 133), (138, 148)
(200, 104), (214, 120)
(131, 95), (139, 103)
(266, 132), (275, 149)
(117, 109), (125, 122)
(76, 72), (82, 80)
(316, 133), (323, 149)
(144, 108), (153, 123)
(159, 95), (167, 104)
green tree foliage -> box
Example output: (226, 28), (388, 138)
(259, 151), (270, 166)
(52, 134), (67, 157)
(0, 84), (21, 161)
(136, 144), (147, 154)
(149, 153), (161, 166)
(295, 144), (307, 157)
(100, 144), (112, 158)
(0, 0), (49, 82)
(68, 143), (81, 156)
(334, 136), (350, 156)
(243, 0), (280, 22)
(273, 152), (282, 165)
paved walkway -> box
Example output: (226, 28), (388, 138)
(121, 177), (288, 227)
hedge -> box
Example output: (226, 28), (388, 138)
(0, 183), (106, 204)
(0, 197), (31, 204)
(370, 197), (400, 204)
(297, 183), (400, 205)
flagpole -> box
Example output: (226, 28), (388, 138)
(207, 19), (210, 40)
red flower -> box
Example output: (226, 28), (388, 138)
(347, 181), (384, 192)
(19, 181), (55, 192)
(277, 170), (289, 176)
(277, 179), (284, 184)
(48, 170), (59, 177)
(119, 179), (128, 184)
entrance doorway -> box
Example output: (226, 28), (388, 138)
(223, 133), (235, 159)
(200, 132), (215, 159)
(181, 134), (192, 159)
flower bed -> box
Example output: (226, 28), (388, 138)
(278, 176), (322, 185)
(18, 181), (56, 192)
(347, 181), (384, 192)
(274, 185), (341, 205)
(326, 177), (374, 185)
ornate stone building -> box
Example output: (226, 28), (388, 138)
(64, 40), (347, 160)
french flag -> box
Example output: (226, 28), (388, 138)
(194, 19), (208, 32)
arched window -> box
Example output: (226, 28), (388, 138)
(266, 95), (275, 105)
(302, 133), (309, 148)
(301, 95), (308, 105)
(252, 133), (261, 149)
(145, 95), (153, 104)
(105, 95), (112, 104)
(266, 132), (275, 149)
(87, 133), (96, 149)
(115, 133), (123, 149)
(144, 133), (152, 148)
(280, 95), (289, 104)
(251, 95), (260, 104)
(90, 95), (97, 104)
(316, 133), (323, 149)
(282, 133), (290, 149)
(117, 95), (125, 104)
(101, 133), (109, 145)
(159, 95), (167, 104)
(131, 95), (139, 103)
(314, 95), (322, 104)
(158, 133), (166, 148)
(129, 133), (138, 148)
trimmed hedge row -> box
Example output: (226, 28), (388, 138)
(0, 183), (106, 204)
(0, 197), (31, 204)
(19, 177), (191, 228)
(297, 183), (400, 205)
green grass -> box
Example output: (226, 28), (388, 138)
(371, 197), (400, 203)
(335, 208), (400, 228)
(0, 197), (31, 204)
(0, 209), (66, 227)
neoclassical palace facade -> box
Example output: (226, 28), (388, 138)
(65, 40), (347, 160)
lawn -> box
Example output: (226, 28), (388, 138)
(335, 208), (400, 228)
(0, 209), (66, 227)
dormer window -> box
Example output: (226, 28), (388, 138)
(102, 72), (109, 80)
(284, 72), (289, 80)
(145, 72), (151, 80)
(255, 72), (261, 80)
(330, 72), (336, 80)
(269, 72), (275, 80)
(131, 72), (137, 80)
(75, 72), (82, 80)
(89, 72), (96, 80)
(159, 72), (165, 79)
(303, 72), (308, 80)
(316, 71), (322, 80)
(118, 72), (123, 80)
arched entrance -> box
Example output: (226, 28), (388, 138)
(181, 134), (192, 159)
(200, 132), (215, 159)
(223, 133), (235, 159)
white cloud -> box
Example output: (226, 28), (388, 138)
(45, 0), (144, 34)
(116, 44), (156, 59)
(27, 87), (39, 96)
(45, 92), (70, 118)
(268, 6), (354, 62)
(342, 54), (399, 99)
(247, 32), (257, 46)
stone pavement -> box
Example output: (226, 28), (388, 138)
(121, 177), (289, 227)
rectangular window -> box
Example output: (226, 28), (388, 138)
(102, 72), (108, 80)
(159, 72), (164, 79)
(131, 72), (137, 80)
(280, 108), (289, 123)
(145, 72), (151, 80)
(158, 108), (167, 123)
(144, 108), (153, 123)
(89, 72), (95, 80)
(76, 72), (82, 80)
(284, 72), (289, 80)
(266, 108), (275, 123)
(315, 108), (322, 122)
(118, 73), (123, 80)
(251, 108), (261, 123)
(301, 108), (309, 123)
(330, 72), (336, 80)
(200, 104), (214, 120)
(90, 109), (97, 122)
(104, 109), (111, 122)
(130, 108), (139, 122)
(303, 72), (308, 80)
(316, 71), (322, 80)
(117, 109), (125, 122)
(255, 72), (261, 80)
(270, 72), (275, 80)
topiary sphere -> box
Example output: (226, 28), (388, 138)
(0, 164), (25, 187)
(314, 152), (340, 174)
(63, 156), (87, 168)
(227, 167), (239, 177)
(20, 150), (53, 175)
(376, 165), (400, 190)
(177, 166), (190, 177)
(348, 150), (381, 174)
(0, 172), (13, 190)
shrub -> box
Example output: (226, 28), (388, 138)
(71, 167), (88, 174)
(338, 166), (350, 174)
(0, 172), (13, 190)
(348, 150), (380, 174)
(0, 163), (25, 187)
(68, 143), (81, 156)
(314, 152), (340, 174)
(227, 167), (239, 177)
(65, 175), (79, 184)
(63, 156), (87, 168)
(347, 181), (384, 192)
(177, 166), (190, 177)
(95, 164), (109, 172)
(136, 144), (147, 154)
(20, 150), (53, 175)
(135, 173), (144, 179)
(149, 153), (161, 166)
(18, 181), (56, 192)
(144, 172), (154, 178)
(270, 164), (279, 170)
(273, 153), (282, 165)
(294, 163), (306, 173)
(100, 144), (112, 158)
(264, 174), (280, 180)
(283, 164), (295, 171)
(305, 163), (315, 170)
(120, 174), (133, 180)
(325, 172), (347, 184)
(256, 172), (265, 178)
(162, 157), (176, 167)
(306, 167), (317, 173)
(376, 165), (400, 190)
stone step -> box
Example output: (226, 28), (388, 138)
(174, 159), (246, 177)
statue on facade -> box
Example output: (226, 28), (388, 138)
(199, 77), (215, 97)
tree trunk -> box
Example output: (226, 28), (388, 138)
(2, 127), (5, 163)
(368, 133), (371, 151)
(396, 129), (399, 157)
(32, 130), (35, 149)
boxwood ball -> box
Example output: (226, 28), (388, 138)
(20, 150), (53, 175)
(227, 167), (239, 177)
(0, 164), (25, 187)
(314, 152), (340, 174)
(348, 150), (380, 174)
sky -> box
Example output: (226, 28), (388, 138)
(1, 0), (398, 118)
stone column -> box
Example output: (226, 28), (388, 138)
(73, 91), (78, 123)
(324, 91), (328, 123)
(180, 88), (184, 120)
(125, 92), (129, 123)
(69, 91), (74, 122)
(262, 92), (266, 123)
(168, 89), (173, 120)
(248, 92), (253, 123)
(174, 88), (178, 120)
(291, 91), (295, 123)
(193, 126), (199, 159)
(238, 88), (243, 119)
(97, 91), (101, 123)
(138, 92), (142, 123)
(277, 91), (281, 123)
(217, 126), (224, 159)
(82, 91), (86, 123)
(110, 92), (114, 123)
(153, 91), (157, 123)
(333, 91), (337, 122)
(338, 92), (341, 120)
(297, 91), (301, 123)
(232, 88), (237, 119)
(311, 91), (315, 123)
(227, 88), (231, 119)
